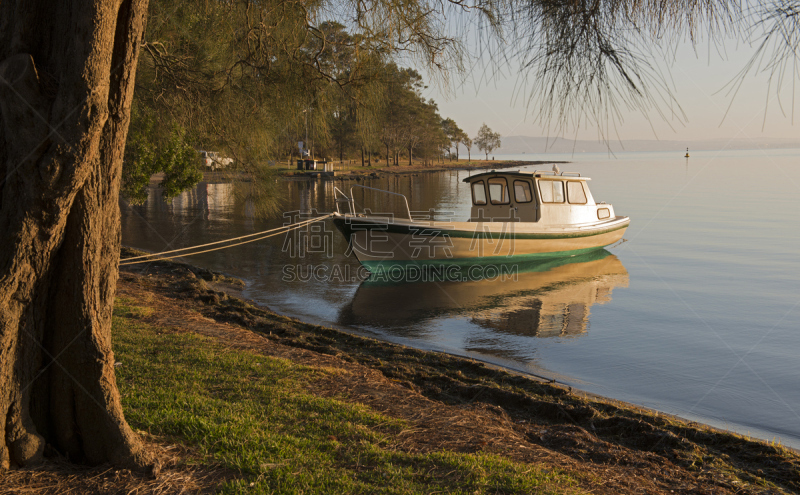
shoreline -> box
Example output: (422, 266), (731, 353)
(200, 159), (568, 183)
(108, 247), (800, 493)
(190, 268), (800, 457)
(121, 246), (789, 454)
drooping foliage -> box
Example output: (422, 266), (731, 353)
(508, 0), (799, 138)
(507, 0), (740, 139)
(723, 0), (800, 126)
(123, 106), (202, 204)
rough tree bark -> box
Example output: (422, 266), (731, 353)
(0, 0), (151, 469)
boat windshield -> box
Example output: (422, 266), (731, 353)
(540, 180), (565, 203)
(567, 181), (587, 204)
(471, 181), (487, 205)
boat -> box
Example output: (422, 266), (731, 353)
(331, 168), (629, 271)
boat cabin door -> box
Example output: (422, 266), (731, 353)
(510, 178), (538, 222)
(469, 176), (539, 222)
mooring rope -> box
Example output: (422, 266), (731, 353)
(608, 238), (628, 250)
(119, 212), (336, 266)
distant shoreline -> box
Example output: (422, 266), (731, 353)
(199, 159), (570, 183)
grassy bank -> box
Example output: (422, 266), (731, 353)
(113, 296), (580, 494)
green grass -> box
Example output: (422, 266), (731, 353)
(112, 297), (583, 494)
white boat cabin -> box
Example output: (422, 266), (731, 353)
(463, 170), (615, 225)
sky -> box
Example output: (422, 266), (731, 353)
(420, 38), (799, 143)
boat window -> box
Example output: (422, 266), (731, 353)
(488, 178), (510, 204)
(471, 181), (487, 205)
(514, 180), (533, 203)
(539, 180), (565, 203)
(567, 181), (587, 204)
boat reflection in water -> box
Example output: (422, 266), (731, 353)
(338, 249), (628, 339)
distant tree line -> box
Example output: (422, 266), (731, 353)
(121, 7), (500, 205)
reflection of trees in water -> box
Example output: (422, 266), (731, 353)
(130, 169), (514, 227)
(121, 182), (238, 254)
(138, 181), (236, 218)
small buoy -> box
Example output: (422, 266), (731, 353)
(684, 148), (690, 158)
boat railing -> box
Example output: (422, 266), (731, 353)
(333, 186), (355, 215)
(533, 170), (582, 177)
(349, 185), (412, 220)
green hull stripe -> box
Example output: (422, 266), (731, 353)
(334, 217), (629, 240)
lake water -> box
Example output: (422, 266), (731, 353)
(121, 148), (800, 449)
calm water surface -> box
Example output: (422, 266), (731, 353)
(121, 148), (800, 448)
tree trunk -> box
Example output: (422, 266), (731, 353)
(360, 147), (365, 167)
(0, 0), (151, 470)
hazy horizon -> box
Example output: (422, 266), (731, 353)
(488, 134), (800, 154)
(422, 37), (799, 144)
